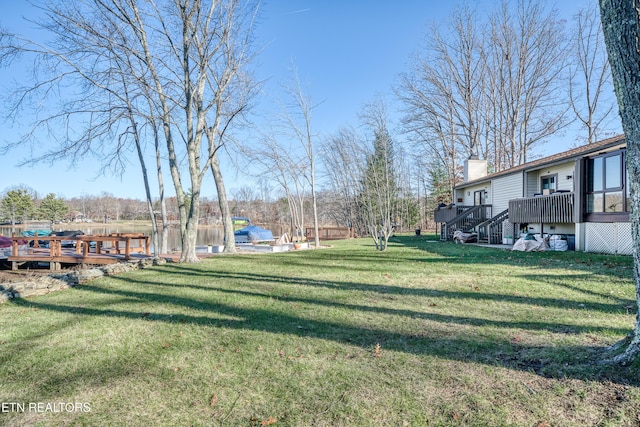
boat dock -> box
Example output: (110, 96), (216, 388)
(6, 233), (151, 271)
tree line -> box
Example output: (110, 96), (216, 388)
(0, 185), (427, 236)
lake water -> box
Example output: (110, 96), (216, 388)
(0, 224), (226, 251)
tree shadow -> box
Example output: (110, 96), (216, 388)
(391, 235), (633, 275)
(6, 268), (638, 387)
(153, 263), (635, 315)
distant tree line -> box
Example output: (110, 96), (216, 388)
(1, 186), (425, 238)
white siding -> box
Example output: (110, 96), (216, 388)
(525, 172), (538, 197)
(459, 182), (491, 206)
(492, 173), (524, 214)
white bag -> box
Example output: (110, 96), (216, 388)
(549, 235), (568, 252)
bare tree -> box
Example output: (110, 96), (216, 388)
(0, 1), (172, 256)
(487, 0), (570, 166)
(231, 185), (257, 219)
(398, 5), (483, 198)
(598, 0), (640, 365)
(359, 100), (397, 251)
(320, 126), (365, 235)
(247, 134), (309, 242)
(398, 69), (460, 200)
(569, 4), (618, 144)
(0, 0), (259, 262)
(280, 67), (321, 248)
(399, 0), (570, 183)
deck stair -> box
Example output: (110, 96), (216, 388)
(476, 209), (509, 244)
(440, 204), (491, 241)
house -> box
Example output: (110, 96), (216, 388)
(434, 134), (631, 254)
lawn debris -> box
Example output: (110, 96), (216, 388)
(373, 343), (382, 357)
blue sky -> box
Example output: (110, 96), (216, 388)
(0, 0), (619, 200)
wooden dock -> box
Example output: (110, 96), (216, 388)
(7, 233), (151, 271)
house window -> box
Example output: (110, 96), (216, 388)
(584, 151), (628, 220)
(541, 175), (557, 194)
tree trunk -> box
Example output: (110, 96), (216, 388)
(211, 154), (237, 253)
(180, 217), (200, 263)
(311, 164), (320, 248)
(179, 185), (201, 263)
(599, 0), (640, 364)
(155, 129), (169, 255)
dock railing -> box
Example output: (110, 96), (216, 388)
(9, 233), (150, 270)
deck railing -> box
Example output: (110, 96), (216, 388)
(440, 204), (492, 241)
(476, 209), (509, 244)
(434, 205), (471, 223)
(9, 233), (150, 270)
(508, 192), (574, 224)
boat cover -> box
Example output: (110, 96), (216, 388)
(234, 225), (274, 243)
(21, 229), (52, 237)
(0, 236), (29, 258)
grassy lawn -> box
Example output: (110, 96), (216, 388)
(1, 235), (639, 426)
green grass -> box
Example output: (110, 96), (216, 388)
(1, 235), (639, 426)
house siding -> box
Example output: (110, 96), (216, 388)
(460, 182), (491, 207)
(525, 173), (538, 197)
(525, 161), (575, 196)
(492, 173), (523, 214)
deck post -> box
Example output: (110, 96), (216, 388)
(11, 233), (17, 257)
(125, 239), (131, 260)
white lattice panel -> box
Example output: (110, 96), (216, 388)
(585, 223), (616, 254)
(616, 223), (633, 255)
(502, 220), (513, 237)
(585, 222), (632, 255)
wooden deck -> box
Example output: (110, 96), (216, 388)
(508, 192), (574, 224)
(7, 233), (151, 271)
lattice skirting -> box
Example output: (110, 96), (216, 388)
(584, 222), (632, 255)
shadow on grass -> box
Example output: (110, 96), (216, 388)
(154, 264), (635, 315)
(7, 266), (638, 387)
(86, 275), (634, 336)
(391, 235), (633, 268)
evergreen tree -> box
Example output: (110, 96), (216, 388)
(0, 189), (34, 227)
(38, 193), (69, 224)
